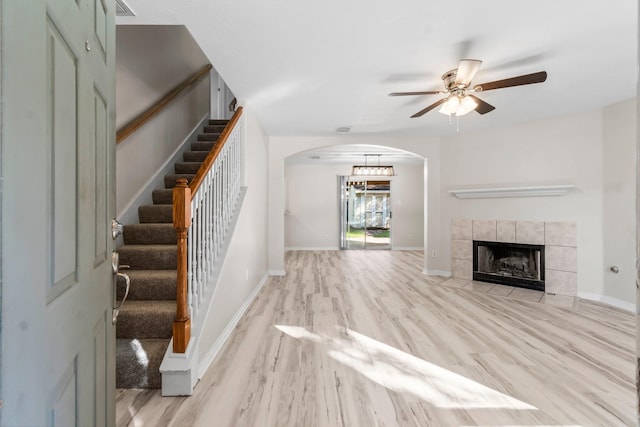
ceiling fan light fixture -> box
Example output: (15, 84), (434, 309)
(438, 95), (460, 115)
(438, 95), (477, 116)
(457, 95), (478, 116)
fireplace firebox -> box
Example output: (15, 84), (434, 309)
(473, 241), (545, 291)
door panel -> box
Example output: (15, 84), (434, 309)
(48, 358), (78, 426)
(94, 88), (109, 263)
(94, 0), (107, 58)
(93, 313), (107, 427)
(47, 13), (79, 300)
(1, 1), (116, 425)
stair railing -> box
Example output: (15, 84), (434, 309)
(116, 64), (213, 144)
(172, 107), (244, 353)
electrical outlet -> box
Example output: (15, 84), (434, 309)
(431, 250), (437, 257)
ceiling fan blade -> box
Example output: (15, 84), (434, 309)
(388, 91), (442, 96)
(454, 59), (482, 87)
(411, 98), (447, 118)
(468, 95), (495, 115)
(474, 71), (547, 92)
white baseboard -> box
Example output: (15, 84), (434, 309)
(198, 272), (270, 378)
(284, 247), (424, 251)
(269, 270), (286, 276)
(424, 269), (452, 277)
(285, 247), (340, 251)
(578, 292), (636, 313)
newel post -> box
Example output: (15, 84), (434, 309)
(173, 178), (191, 353)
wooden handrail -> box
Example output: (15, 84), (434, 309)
(116, 64), (213, 144)
(189, 107), (243, 194)
(172, 107), (243, 353)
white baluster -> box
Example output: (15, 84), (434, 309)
(185, 116), (243, 324)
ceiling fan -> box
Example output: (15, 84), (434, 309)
(389, 59), (547, 118)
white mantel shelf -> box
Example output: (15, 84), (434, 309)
(448, 184), (576, 199)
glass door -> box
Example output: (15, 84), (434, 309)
(340, 177), (391, 250)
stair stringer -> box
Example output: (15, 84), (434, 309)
(160, 187), (248, 396)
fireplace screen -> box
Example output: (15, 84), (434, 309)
(473, 241), (545, 291)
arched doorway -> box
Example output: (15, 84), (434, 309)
(284, 144), (424, 252)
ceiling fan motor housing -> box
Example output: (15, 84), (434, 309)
(442, 69), (459, 91)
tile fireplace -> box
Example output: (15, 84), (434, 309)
(450, 219), (577, 296)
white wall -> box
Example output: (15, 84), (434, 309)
(269, 136), (441, 273)
(439, 100), (636, 306)
(197, 107), (270, 362)
(115, 25), (211, 216)
(602, 99), (636, 305)
(210, 66), (237, 121)
(284, 163), (424, 249)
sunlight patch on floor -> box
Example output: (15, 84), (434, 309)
(129, 339), (149, 368)
(275, 324), (537, 410)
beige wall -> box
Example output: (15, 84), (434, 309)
(602, 99), (636, 305)
(115, 25), (211, 216)
(439, 99), (636, 307)
(116, 25), (209, 128)
(197, 108), (270, 367)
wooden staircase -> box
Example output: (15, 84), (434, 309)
(115, 120), (229, 388)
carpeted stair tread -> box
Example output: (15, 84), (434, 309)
(116, 338), (169, 389)
(117, 270), (176, 301)
(203, 125), (226, 133)
(175, 161), (203, 174)
(138, 205), (173, 223)
(197, 133), (221, 141)
(123, 223), (176, 245)
(116, 300), (176, 339)
(118, 245), (177, 270)
(208, 119), (229, 125)
(152, 189), (174, 205)
(190, 141), (216, 152)
(183, 151), (209, 162)
(164, 174), (195, 189)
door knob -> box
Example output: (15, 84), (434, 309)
(112, 219), (124, 240)
(112, 251), (130, 274)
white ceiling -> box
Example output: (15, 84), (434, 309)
(117, 0), (637, 141)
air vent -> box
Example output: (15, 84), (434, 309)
(116, 0), (135, 16)
(336, 126), (351, 133)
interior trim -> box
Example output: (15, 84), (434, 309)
(448, 184), (575, 199)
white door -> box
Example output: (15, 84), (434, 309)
(1, 0), (116, 425)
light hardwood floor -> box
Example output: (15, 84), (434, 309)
(116, 250), (636, 426)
